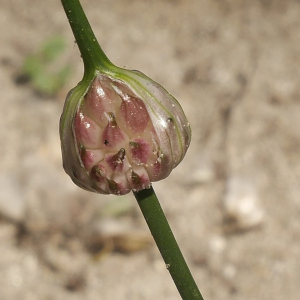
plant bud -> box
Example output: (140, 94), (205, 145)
(60, 70), (191, 195)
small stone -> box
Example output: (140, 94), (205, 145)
(209, 235), (227, 254)
(191, 159), (215, 183)
(224, 176), (264, 230)
(222, 264), (237, 279)
(0, 173), (25, 222)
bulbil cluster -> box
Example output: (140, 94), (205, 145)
(60, 71), (191, 195)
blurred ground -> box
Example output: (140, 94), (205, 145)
(1, 0), (300, 299)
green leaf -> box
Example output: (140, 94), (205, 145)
(41, 36), (66, 63)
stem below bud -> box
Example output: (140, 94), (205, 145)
(134, 187), (205, 300)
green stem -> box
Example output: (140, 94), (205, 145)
(60, 0), (203, 297)
(134, 187), (205, 300)
(61, 0), (113, 77)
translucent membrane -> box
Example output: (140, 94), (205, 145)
(62, 72), (191, 195)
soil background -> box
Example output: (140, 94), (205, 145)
(1, 0), (300, 299)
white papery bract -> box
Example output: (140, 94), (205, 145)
(60, 70), (191, 195)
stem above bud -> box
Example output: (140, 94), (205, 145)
(61, 0), (113, 78)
